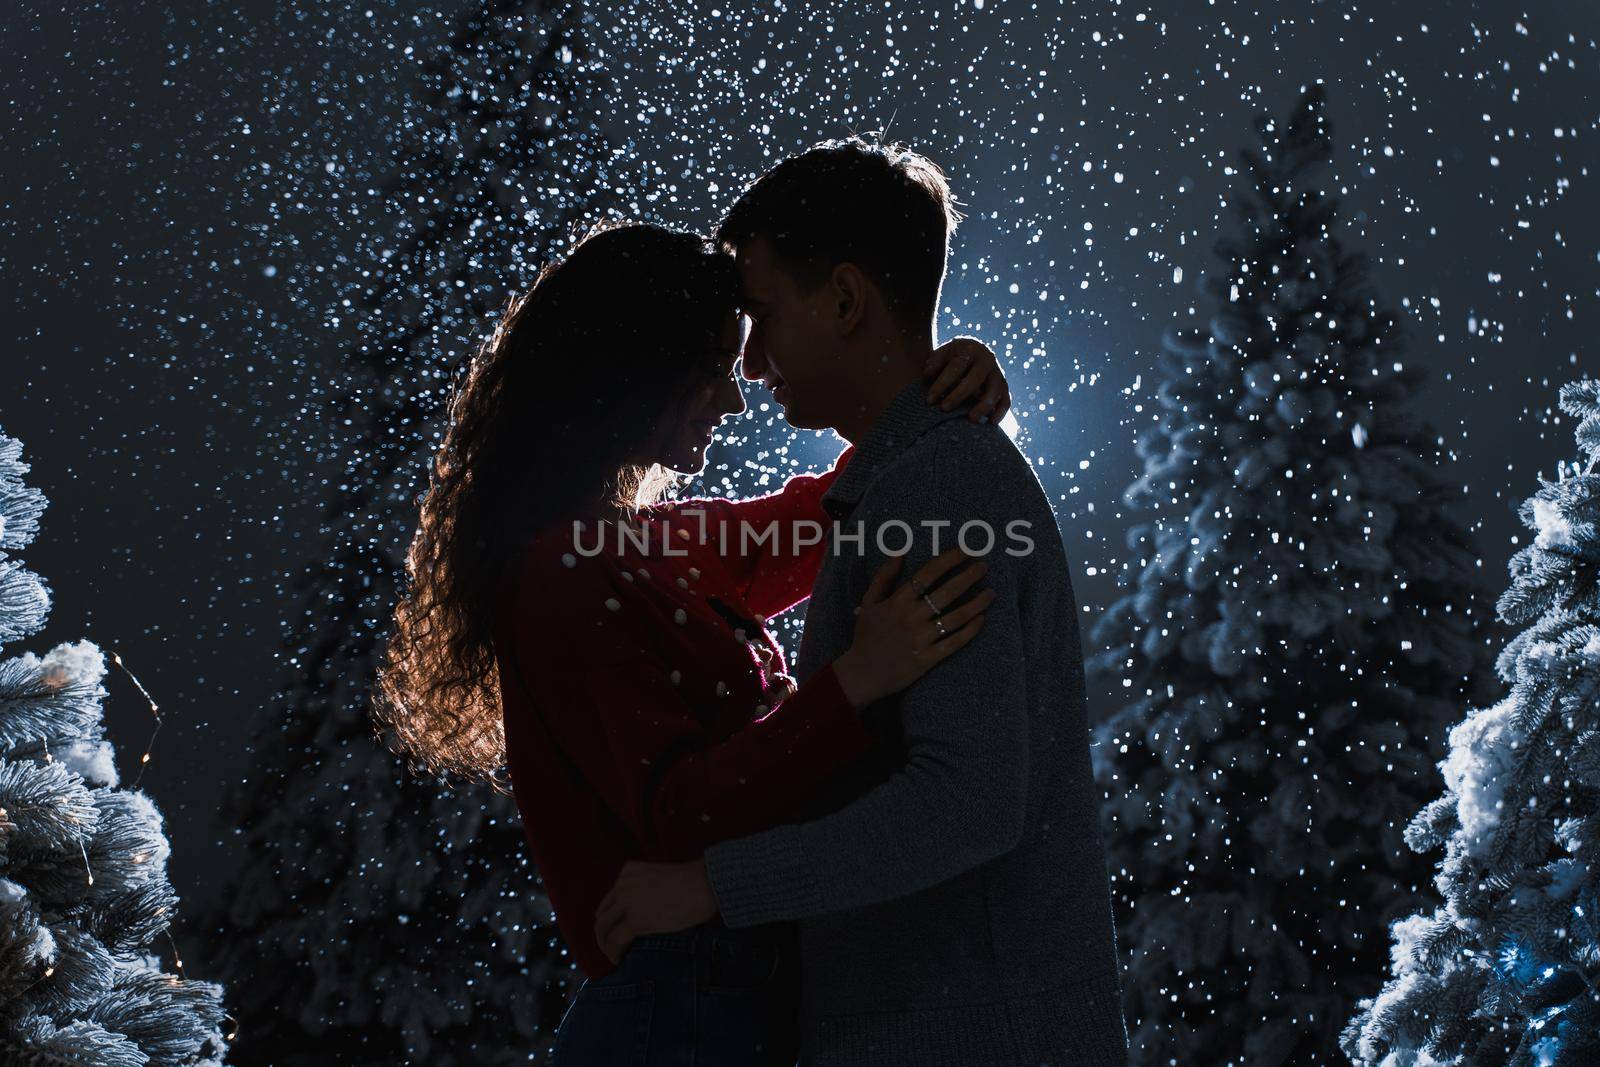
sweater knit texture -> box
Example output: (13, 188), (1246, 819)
(704, 380), (1128, 1065)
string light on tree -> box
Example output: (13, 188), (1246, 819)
(0, 427), (230, 1061)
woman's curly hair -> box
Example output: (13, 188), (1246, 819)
(371, 220), (740, 791)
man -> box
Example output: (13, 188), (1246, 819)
(595, 136), (1127, 1064)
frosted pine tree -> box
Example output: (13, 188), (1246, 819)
(0, 429), (230, 1065)
(1343, 378), (1600, 1066)
(199, 3), (632, 1063)
(1089, 84), (1502, 1065)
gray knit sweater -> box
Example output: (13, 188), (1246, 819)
(704, 380), (1128, 1065)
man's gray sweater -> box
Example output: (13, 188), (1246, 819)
(704, 380), (1127, 1065)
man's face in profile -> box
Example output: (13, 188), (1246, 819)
(734, 235), (836, 430)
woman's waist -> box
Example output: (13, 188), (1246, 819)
(589, 919), (799, 989)
(521, 825), (794, 979)
(628, 919), (794, 953)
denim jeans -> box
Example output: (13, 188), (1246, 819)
(551, 921), (801, 1067)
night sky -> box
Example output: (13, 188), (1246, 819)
(5, 0), (1596, 927)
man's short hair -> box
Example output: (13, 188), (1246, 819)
(715, 135), (963, 333)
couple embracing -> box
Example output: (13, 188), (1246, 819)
(377, 136), (1127, 1065)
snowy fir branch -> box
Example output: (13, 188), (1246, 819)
(1087, 84), (1504, 1065)
(1344, 379), (1600, 1066)
(0, 427), (229, 1065)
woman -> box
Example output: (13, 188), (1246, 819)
(372, 220), (1011, 1064)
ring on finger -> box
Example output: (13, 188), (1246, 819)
(920, 592), (942, 616)
(908, 575), (927, 597)
(933, 617), (950, 639)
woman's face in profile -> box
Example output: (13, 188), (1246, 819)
(653, 309), (747, 475)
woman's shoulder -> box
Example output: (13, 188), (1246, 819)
(501, 527), (680, 665)
(513, 521), (619, 586)
(505, 520), (676, 623)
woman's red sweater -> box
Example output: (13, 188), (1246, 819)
(491, 446), (874, 979)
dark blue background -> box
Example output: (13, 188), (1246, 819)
(4, 0), (1595, 928)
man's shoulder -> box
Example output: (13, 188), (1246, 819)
(871, 420), (1043, 510)
(850, 422), (1065, 573)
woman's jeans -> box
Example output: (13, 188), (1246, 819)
(551, 922), (800, 1066)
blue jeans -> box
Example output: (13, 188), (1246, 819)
(551, 922), (800, 1067)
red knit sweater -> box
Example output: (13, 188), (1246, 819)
(491, 446), (874, 979)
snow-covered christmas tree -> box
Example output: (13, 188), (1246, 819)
(0, 428), (230, 1065)
(1343, 378), (1600, 1066)
(1088, 84), (1503, 1064)
(199, 2), (633, 1063)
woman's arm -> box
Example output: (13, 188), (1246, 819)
(647, 445), (854, 620)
